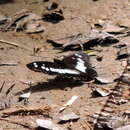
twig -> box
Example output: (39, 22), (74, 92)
(59, 95), (79, 112)
(0, 118), (33, 130)
(1, 105), (51, 117)
(80, 120), (93, 130)
(0, 63), (18, 66)
(6, 84), (15, 96)
(0, 39), (32, 51)
(0, 81), (5, 93)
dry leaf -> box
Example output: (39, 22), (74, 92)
(95, 77), (114, 84)
(36, 119), (66, 130)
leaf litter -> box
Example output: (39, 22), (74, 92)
(0, 9), (45, 33)
(0, 1), (130, 130)
(92, 43), (130, 129)
(47, 29), (119, 51)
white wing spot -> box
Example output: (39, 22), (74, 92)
(41, 65), (45, 70)
(50, 67), (79, 75)
(33, 62), (38, 68)
(76, 58), (87, 73)
(45, 68), (49, 71)
(75, 53), (82, 58)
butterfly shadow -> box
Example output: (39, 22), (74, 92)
(0, 0), (14, 4)
(15, 77), (84, 95)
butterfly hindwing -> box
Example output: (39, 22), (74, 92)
(63, 52), (91, 73)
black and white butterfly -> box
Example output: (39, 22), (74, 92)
(26, 52), (97, 81)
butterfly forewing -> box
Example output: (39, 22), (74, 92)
(26, 61), (80, 76)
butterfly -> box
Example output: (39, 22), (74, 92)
(26, 52), (97, 81)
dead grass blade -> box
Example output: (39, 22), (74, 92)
(0, 39), (32, 51)
(79, 120), (93, 130)
(0, 81), (5, 93)
(5, 84), (15, 96)
(1, 105), (51, 117)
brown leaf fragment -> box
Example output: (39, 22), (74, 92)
(92, 87), (111, 97)
(117, 18), (130, 28)
(0, 9), (45, 33)
(2, 9), (31, 31)
(95, 77), (114, 84)
(103, 23), (125, 34)
(47, 29), (119, 51)
(16, 13), (45, 33)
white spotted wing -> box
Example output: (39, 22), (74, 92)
(26, 52), (97, 80)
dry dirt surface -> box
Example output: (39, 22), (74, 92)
(0, 0), (130, 130)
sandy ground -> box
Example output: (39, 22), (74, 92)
(0, 0), (130, 130)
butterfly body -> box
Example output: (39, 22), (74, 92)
(26, 52), (97, 81)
